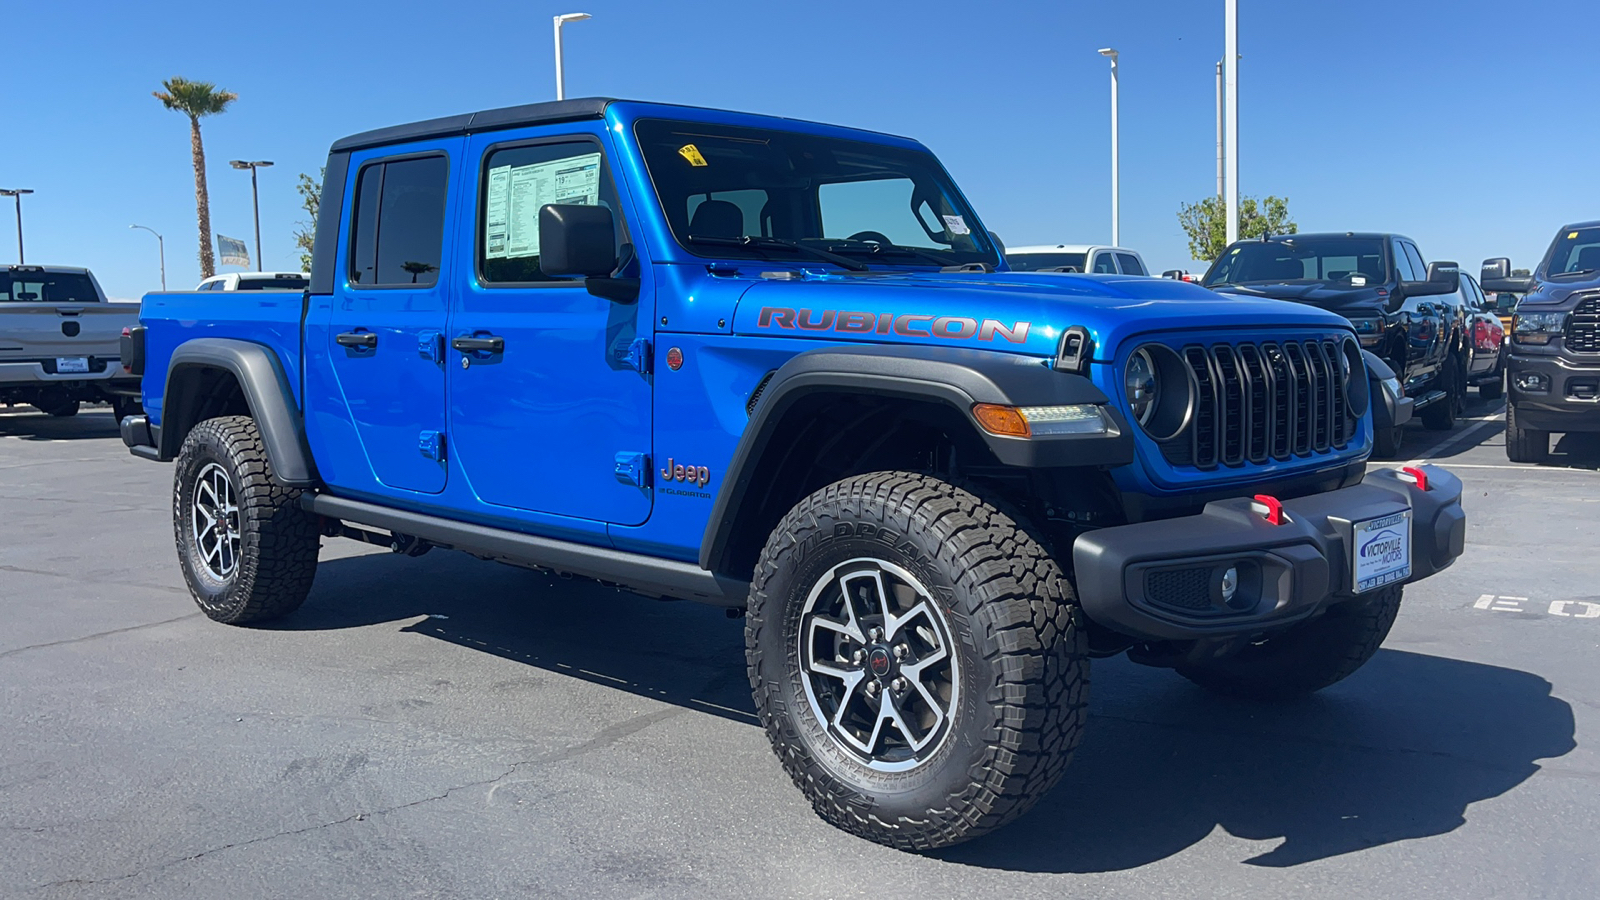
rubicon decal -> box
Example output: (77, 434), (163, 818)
(661, 458), (711, 489)
(757, 307), (1031, 344)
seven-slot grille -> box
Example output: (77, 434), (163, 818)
(1161, 338), (1356, 470)
(1567, 296), (1600, 353)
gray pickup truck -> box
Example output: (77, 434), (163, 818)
(2, 265), (142, 418)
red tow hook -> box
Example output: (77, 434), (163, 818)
(1400, 466), (1430, 491)
(1251, 494), (1286, 526)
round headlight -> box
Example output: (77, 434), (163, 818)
(1125, 348), (1158, 425)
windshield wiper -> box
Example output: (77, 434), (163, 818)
(1209, 282), (1268, 295)
(1550, 268), (1598, 279)
(683, 235), (868, 272)
(825, 240), (952, 268)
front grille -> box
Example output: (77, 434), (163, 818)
(1568, 296), (1600, 353)
(1167, 339), (1354, 469)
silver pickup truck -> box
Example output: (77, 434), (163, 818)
(2, 265), (142, 419)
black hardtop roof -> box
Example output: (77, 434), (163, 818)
(330, 97), (613, 153)
(1560, 220), (1600, 231)
(1255, 232), (1411, 243)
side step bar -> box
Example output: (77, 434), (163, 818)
(1409, 388), (1447, 410)
(302, 493), (749, 607)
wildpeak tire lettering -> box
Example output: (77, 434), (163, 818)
(757, 307), (1030, 344)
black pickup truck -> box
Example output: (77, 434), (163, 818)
(1482, 221), (1600, 463)
(1202, 233), (1466, 457)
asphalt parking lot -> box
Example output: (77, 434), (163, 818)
(2, 394), (1597, 900)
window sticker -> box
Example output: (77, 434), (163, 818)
(942, 214), (970, 236)
(678, 144), (708, 167)
(1570, 232), (1580, 239)
(484, 152), (602, 260)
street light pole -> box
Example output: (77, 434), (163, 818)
(1224, 0), (1239, 244)
(1098, 48), (1120, 247)
(1215, 60), (1225, 201)
(130, 225), (166, 291)
(0, 189), (34, 263)
(553, 13), (592, 101)
(229, 160), (274, 271)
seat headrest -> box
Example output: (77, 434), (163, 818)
(688, 200), (745, 239)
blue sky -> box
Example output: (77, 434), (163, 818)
(3, 0), (1596, 300)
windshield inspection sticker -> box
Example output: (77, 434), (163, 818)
(677, 144), (708, 167)
(484, 152), (602, 260)
(942, 215), (970, 236)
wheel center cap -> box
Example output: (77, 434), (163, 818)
(867, 646), (894, 678)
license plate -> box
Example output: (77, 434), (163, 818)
(1352, 510), (1411, 593)
(55, 357), (90, 374)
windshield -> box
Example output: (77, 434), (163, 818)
(1, 270), (100, 302)
(1541, 226), (1600, 278)
(1204, 238), (1387, 287)
(634, 118), (998, 269)
(1006, 252), (1087, 272)
(235, 276), (309, 291)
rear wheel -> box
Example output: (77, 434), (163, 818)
(747, 472), (1087, 850)
(174, 415), (320, 624)
(111, 396), (143, 421)
(1421, 354), (1464, 430)
(1504, 401), (1550, 464)
(1177, 585), (1402, 701)
(1373, 422), (1403, 459)
(36, 399), (79, 418)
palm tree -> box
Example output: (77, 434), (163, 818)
(153, 78), (237, 279)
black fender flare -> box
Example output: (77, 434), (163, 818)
(158, 338), (319, 487)
(698, 344), (1133, 573)
(1364, 349), (1413, 431)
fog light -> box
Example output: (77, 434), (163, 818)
(1515, 372), (1549, 393)
(1219, 566), (1239, 604)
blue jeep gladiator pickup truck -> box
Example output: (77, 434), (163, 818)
(119, 98), (1466, 850)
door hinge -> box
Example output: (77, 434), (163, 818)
(419, 430), (446, 462)
(625, 338), (652, 375)
(614, 451), (649, 487)
(418, 330), (443, 364)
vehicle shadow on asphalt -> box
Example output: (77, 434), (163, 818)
(285, 550), (1576, 873)
(942, 650), (1577, 873)
(0, 409), (121, 441)
(276, 549), (758, 724)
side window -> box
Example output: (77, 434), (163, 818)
(1391, 240), (1418, 282)
(348, 155), (449, 287)
(1092, 252), (1117, 274)
(1115, 252), (1146, 275)
(1403, 242), (1428, 281)
(479, 139), (625, 284)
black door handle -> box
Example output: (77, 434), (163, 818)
(451, 335), (505, 354)
(336, 331), (377, 349)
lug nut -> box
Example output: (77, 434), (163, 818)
(893, 644), (908, 659)
(865, 681), (881, 696)
(852, 649), (865, 665)
(868, 627), (883, 642)
(891, 677), (908, 692)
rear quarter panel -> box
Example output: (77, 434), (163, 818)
(139, 291), (305, 428)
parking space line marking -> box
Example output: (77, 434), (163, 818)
(1472, 595), (1600, 619)
(1405, 415), (1505, 468)
(1551, 601), (1600, 618)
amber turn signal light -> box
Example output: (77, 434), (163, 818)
(972, 403), (1031, 437)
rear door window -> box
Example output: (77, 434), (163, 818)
(1392, 240), (1418, 281)
(1092, 252), (1117, 274)
(348, 155), (450, 287)
(1115, 253), (1146, 275)
(1403, 242), (1428, 281)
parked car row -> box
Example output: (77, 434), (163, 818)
(0, 264), (142, 419)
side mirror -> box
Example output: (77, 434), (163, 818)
(1481, 256), (1534, 293)
(539, 204), (619, 278)
(988, 232), (1006, 255)
(1401, 260), (1460, 297)
(1161, 269), (1185, 280)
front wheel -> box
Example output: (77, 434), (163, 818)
(174, 415), (320, 624)
(1373, 422), (1403, 459)
(1421, 354), (1464, 430)
(1504, 401), (1550, 464)
(747, 472), (1087, 850)
(1176, 584), (1401, 701)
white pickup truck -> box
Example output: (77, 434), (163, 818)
(2, 265), (142, 419)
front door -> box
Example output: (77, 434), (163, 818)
(323, 142), (461, 494)
(446, 130), (653, 525)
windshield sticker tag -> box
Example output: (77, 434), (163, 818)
(1570, 231), (1580, 239)
(942, 215), (970, 235)
(1351, 275), (1366, 286)
(678, 144), (708, 167)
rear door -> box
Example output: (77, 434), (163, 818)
(1114, 252), (1146, 275)
(319, 141), (461, 495)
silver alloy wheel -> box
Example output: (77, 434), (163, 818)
(192, 462), (241, 580)
(798, 558), (960, 773)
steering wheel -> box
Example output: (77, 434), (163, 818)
(845, 230), (895, 246)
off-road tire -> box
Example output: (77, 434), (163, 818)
(1504, 401), (1549, 464)
(1176, 584), (1402, 701)
(37, 400), (79, 418)
(747, 472), (1088, 851)
(174, 415), (319, 625)
(1421, 354), (1464, 430)
(1373, 422), (1403, 459)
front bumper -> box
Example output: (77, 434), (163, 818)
(1506, 353), (1600, 432)
(1072, 465), (1465, 641)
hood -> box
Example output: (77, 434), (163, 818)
(1210, 281), (1390, 314)
(1522, 274), (1600, 309)
(730, 269), (1353, 361)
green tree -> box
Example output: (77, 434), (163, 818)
(153, 77), (237, 278)
(1177, 194), (1297, 263)
(292, 169), (324, 272)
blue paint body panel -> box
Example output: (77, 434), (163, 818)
(136, 99), (1371, 571)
